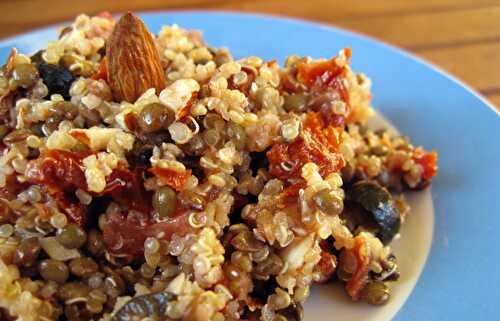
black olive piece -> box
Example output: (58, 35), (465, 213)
(249, 279), (279, 304)
(111, 292), (175, 321)
(249, 151), (269, 175)
(37, 62), (75, 99)
(180, 155), (204, 180)
(348, 180), (401, 244)
(127, 141), (154, 167)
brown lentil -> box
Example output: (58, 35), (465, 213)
(39, 259), (69, 284)
(56, 224), (87, 249)
(12, 237), (41, 267)
(138, 102), (175, 133)
(69, 257), (98, 277)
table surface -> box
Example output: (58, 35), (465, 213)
(2, 0), (499, 109)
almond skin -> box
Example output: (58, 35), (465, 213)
(106, 12), (166, 103)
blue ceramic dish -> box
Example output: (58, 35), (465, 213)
(1, 11), (498, 321)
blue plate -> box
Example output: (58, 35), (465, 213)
(1, 11), (499, 321)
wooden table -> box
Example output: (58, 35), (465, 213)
(2, 0), (499, 109)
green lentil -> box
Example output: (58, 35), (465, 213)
(153, 186), (177, 218)
(56, 224), (87, 249)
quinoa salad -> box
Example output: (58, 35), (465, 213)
(0, 12), (438, 321)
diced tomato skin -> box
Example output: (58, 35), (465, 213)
(176, 91), (199, 120)
(280, 182), (307, 200)
(149, 167), (192, 191)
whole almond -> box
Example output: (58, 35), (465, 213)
(106, 12), (166, 103)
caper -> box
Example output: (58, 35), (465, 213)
(226, 122), (247, 150)
(361, 280), (390, 305)
(313, 189), (343, 216)
(153, 186), (177, 218)
(39, 259), (69, 284)
(56, 224), (87, 249)
(13, 237), (40, 267)
(284, 94), (307, 112)
(138, 103), (175, 133)
(12, 63), (39, 88)
(69, 257), (98, 277)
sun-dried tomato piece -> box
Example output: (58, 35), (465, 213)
(104, 167), (152, 213)
(25, 150), (152, 226)
(295, 50), (352, 126)
(149, 167), (192, 191)
(412, 147), (438, 181)
(267, 112), (344, 180)
(297, 49), (351, 90)
(102, 209), (192, 259)
(54, 193), (88, 227)
(25, 149), (91, 193)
